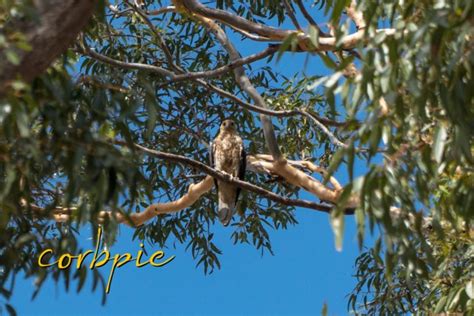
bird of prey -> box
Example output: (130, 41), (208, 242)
(210, 119), (246, 226)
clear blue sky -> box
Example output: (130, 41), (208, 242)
(9, 8), (376, 315)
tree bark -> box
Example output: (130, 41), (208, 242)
(0, 0), (97, 94)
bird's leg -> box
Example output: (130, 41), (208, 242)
(225, 172), (236, 180)
(218, 169), (233, 179)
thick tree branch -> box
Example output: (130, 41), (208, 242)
(104, 176), (215, 226)
(25, 141), (360, 226)
(0, 0), (97, 94)
(175, 0), (293, 40)
(253, 154), (343, 191)
(247, 155), (359, 208)
(175, 0), (395, 52)
(122, 141), (338, 212)
(26, 143), (434, 230)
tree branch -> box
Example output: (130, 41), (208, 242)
(121, 141), (338, 212)
(0, 0), (97, 94)
(175, 0), (395, 52)
(80, 44), (175, 78)
(175, 0), (293, 40)
(25, 140), (360, 227)
(104, 176), (215, 226)
(125, 1), (182, 73)
(227, 27), (276, 42)
(189, 14), (283, 161)
(294, 0), (329, 37)
(346, 0), (366, 30)
(246, 155), (359, 208)
(80, 45), (355, 128)
(281, 0), (302, 31)
(158, 46), (278, 87)
(298, 109), (349, 148)
(327, 23), (389, 116)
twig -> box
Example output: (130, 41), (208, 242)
(298, 109), (348, 148)
(158, 45), (278, 86)
(79, 45), (354, 127)
(282, 0), (302, 30)
(125, 1), (180, 73)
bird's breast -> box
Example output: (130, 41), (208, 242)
(214, 134), (242, 172)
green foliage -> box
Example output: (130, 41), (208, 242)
(349, 228), (474, 314)
(0, 1), (33, 69)
(313, 0), (474, 313)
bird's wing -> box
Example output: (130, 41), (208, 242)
(209, 140), (218, 190)
(235, 145), (246, 204)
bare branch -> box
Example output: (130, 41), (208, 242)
(346, 0), (366, 30)
(295, 0), (317, 26)
(227, 27), (277, 42)
(176, 0), (293, 40)
(25, 142), (357, 226)
(254, 154), (343, 191)
(247, 155), (359, 208)
(79, 45), (175, 78)
(293, 161), (343, 191)
(282, 0), (302, 30)
(146, 6), (176, 16)
(175, 0), (395, 52)
(107, 176), (215, 226)
(298, 109), (349, 148)
(160, 45), (278, 85)
(25, 137), (363, 228)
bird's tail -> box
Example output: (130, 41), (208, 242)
(218, 207), (232, 226)
(218, 190), (236, 226)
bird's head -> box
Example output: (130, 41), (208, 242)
(220, 119), (236, 133)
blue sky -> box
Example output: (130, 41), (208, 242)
(11, 204), (365, 316)
(9, 6), (376, 315)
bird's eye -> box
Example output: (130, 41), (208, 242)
(230, 122), (234, 126)
(223, 122), (227, 127)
